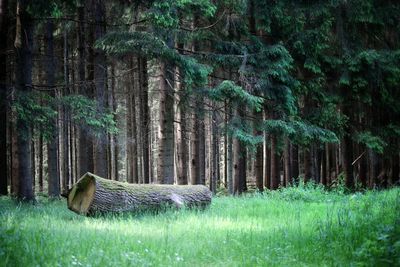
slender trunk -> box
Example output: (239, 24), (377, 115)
(38, 133), (43, 192)
(139, 57), (149, 183)
(93, 0), (108, 178)
(284, 139), (291, 186)
(291, 144), (299, 184)
(77, 2), (92, 176)
(211, 108), (218, 193)
(304, 148), (312, 183)
(264, 137), (271, 190)
(15, 0), (34, 201)
(126, 60), (138, 183)
(270, 135), (279, 190)
(63, 22), (70, 191)
(255, 111), (263, 191)
(343, 132), (354, 189)
(31, 134), (35, 190)
(157, 58), (175, 184)
(324, 143), (330, 185)
(321, 146), (327, 186)
(46, 20), (60, 197)
(392, 153), (399, 185)
(0, 0), (8, 195)
(359, 146), (367, 187)
(176, 66), (188, 185)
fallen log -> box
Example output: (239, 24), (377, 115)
(67, 172), (212, 215)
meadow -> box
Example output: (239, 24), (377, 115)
(1, 185), (399, 267)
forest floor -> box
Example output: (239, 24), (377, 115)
(1, 185), (399, 267)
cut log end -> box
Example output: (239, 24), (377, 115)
(67, 173), (96, 214)
(67, 172), (212, 216)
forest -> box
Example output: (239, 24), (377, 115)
(0, 0), (400, 266)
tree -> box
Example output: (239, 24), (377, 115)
(0, 0), (8, 195)
(14, 0), (34, 201)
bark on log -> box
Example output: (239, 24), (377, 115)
(67, 172), (212, 215)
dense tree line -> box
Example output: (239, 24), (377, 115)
(0, 0), (399, 201)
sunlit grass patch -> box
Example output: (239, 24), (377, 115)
(1, 187), (399, 266)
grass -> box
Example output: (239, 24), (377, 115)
(1, 185), (400, 267)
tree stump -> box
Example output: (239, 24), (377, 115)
(67, 172), (212, 215)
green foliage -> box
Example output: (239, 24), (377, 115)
(1, 188), (399, 266)
(96, 31), (211, 89)
(259, 119), (338, 145)
(209, 80), (263, 111)
(355, 131), (387, 154)
(13, 91), (57, 140)
(62, 95), (118, 136)
(12, 92), (117, 140)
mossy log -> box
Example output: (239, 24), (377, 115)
(67, 172), (212, 215)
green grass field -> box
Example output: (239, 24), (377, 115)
(1, 186), (399, 267)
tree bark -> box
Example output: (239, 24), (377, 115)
(45, 20), (60, 198)
(304, 147), (312, 183)
(291, 144), (299, 184)
(255, 111), (263, 191)
(92, 0), (108, 178)
(270, 135), (279, 190)
(77, 1), (92, 176)
(284, 139), (291, 186)
(67, 172), (212, 215)
(0, 0), (8, 195)
(139, 57), (150, 183)
(392, 153), (399, 185)
(157, 59), (175, 184)
(15, 0), (34, 201)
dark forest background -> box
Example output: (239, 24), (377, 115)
(1, 0), (400, 201)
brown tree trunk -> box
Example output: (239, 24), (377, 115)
(304, 148), (312, 183)
(255, 111), (263, 191)
(139, 57), (149, 183)
(15, 0), (34, 201)
(284, 140), (291, 186)
(176, 97), (188, 185)
(158, 60), (175, 184)
(126, 60), (138, 183)
(38, 134), (43, 192)
(68, 172), (212, 215)
(45, 20), (60, 198)
(270, 135), (280, 190)
(77, 1), (93, 176)
(92, 0), (108, 178)
(392, 153), (399, 185)
(0, 0), (8, 195)
(343, 134), (354, 189)
(291, 144), (299, 184)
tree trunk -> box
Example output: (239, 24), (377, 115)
(67, 172), (212, 215)
(291, 144), (299, 184)
(359, 146), (367, 187)
(157, 59), (175, 184)
(304, 148), (312, 183)
(93, 0), (108, 178)
(255, 111), (263, 191)
(392, 153), (399, 185)
(77, 2), (92, 176)
(38, 134), (43, 192)
(284, 140), (291, 186)
(0, 0), (8, 195)
(270, 135), (279, 190)
(210, 108), (219, 193)
(139, 57), (150, 183)
(45, 20), (60, 198)
(343, 133), (354, 189)
(15, 0), (34, 201)
(126, 60), (138, 183)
